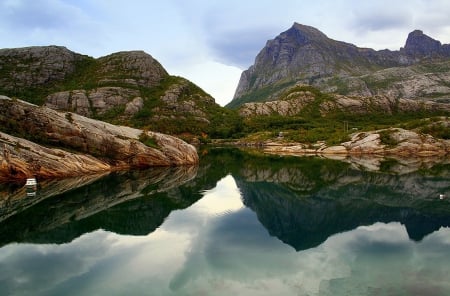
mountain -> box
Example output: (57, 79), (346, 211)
(0, 46), (238, 139)
(229, 23), (450, 108)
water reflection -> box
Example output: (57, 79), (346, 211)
(233, 153), (450, 250)
(0, 166), (198, 245)
(1, 148), (450, 295)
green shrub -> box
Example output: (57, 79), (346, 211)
(139, 132), (160, 149)
(421, 123), (450, 139)
(379, 130), (398, 147)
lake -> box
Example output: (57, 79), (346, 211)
(1, 147), (450, 295)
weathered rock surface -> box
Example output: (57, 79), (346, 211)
(321, 61), (450, 101)
(0, 96), (198, 181)
(0, 46), (84, 91)
(239, 90), (316, 116)
(95, 50), (168, 88)
(230, 23), (450, 108)
(0, 132), (111, 181)
(152, 81), (213, 122)
(239, 88), (450, 117)
(45, 87), (142, 117)
(262, 128), (450, 157)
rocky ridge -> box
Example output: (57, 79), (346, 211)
(230, 23), (450, 108)
(0, 46), (85, 92)
(239, 86), (450, 117)
(0, 96), (198, 181)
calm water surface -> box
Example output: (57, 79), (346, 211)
(1, 148), (450, 295)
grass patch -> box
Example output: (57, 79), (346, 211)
(226, 80), (297, 109)
(139, 132), (160, 149)
(378, 130), (398, 147)
(420, 121), (450, 139)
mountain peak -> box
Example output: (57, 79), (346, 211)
(286, 22), (329, 43)
(230, 24), (450, 108)
(404, 29), (442, 56)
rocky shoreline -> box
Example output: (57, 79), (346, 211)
(226, 127), (450, 158)
(0, 96), (198, 182)
(262, 128), (450, 156)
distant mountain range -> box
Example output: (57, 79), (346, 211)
(228, 23), (450, 108)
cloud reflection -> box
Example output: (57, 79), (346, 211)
(1, 175), (450, 295)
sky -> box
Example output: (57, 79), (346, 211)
(1, 0), (450, 106)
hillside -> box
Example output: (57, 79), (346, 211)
(233, 84), (450, 145)
(229, 23), (450, 108)
(0, 46), (239, 140)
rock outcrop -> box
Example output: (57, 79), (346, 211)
(45, 87), (142, 117)
(262, 128), (450, 157)
(403, 30), (450, 57)
(95, 50), (168, 88)
(230, 23), (450, 108)
(239, 87), (450, 117)
(0, 96), (198, 181)
(0, 46), (85, 92)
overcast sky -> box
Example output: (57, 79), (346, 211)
(1, 0), (450, 106)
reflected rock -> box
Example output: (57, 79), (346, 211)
(234, 154), (450, 251)
(0, 165), (198, 246)
(0, 173), (108, 222)
(321, 154), (450, 175)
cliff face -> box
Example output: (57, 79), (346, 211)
(0, 46), (224, 138)
(0, 96), (198, 181)
(239, 87), (450, 117)
(230, 23), (450, 108)
(0, 46), (84, 93)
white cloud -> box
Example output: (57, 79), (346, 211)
(172, 61), (242, 106)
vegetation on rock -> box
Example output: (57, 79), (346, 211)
(1, 40), (450, 151)
(0, 47), (242, 141)
(237, 85), (450, 145)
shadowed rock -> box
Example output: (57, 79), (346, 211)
(231, 23), (450, 108)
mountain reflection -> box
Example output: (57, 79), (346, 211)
(1, 148), (450, 252)
(233, 153), (450, 250)
(0, 165), (201, 246)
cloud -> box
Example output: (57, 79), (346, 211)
(347, 1), (413, 32)
(169, 0), (296, 68)
(0, 0), (103, 39)
(0, 230), (118, 295)
(351, 11), (412, 33)
(1, 0), (450, 104)
(341, 0), (450, 49)
(0, 0), (106, 55)
(205, 27), (277, 68)
(0, 0), (82, 30)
